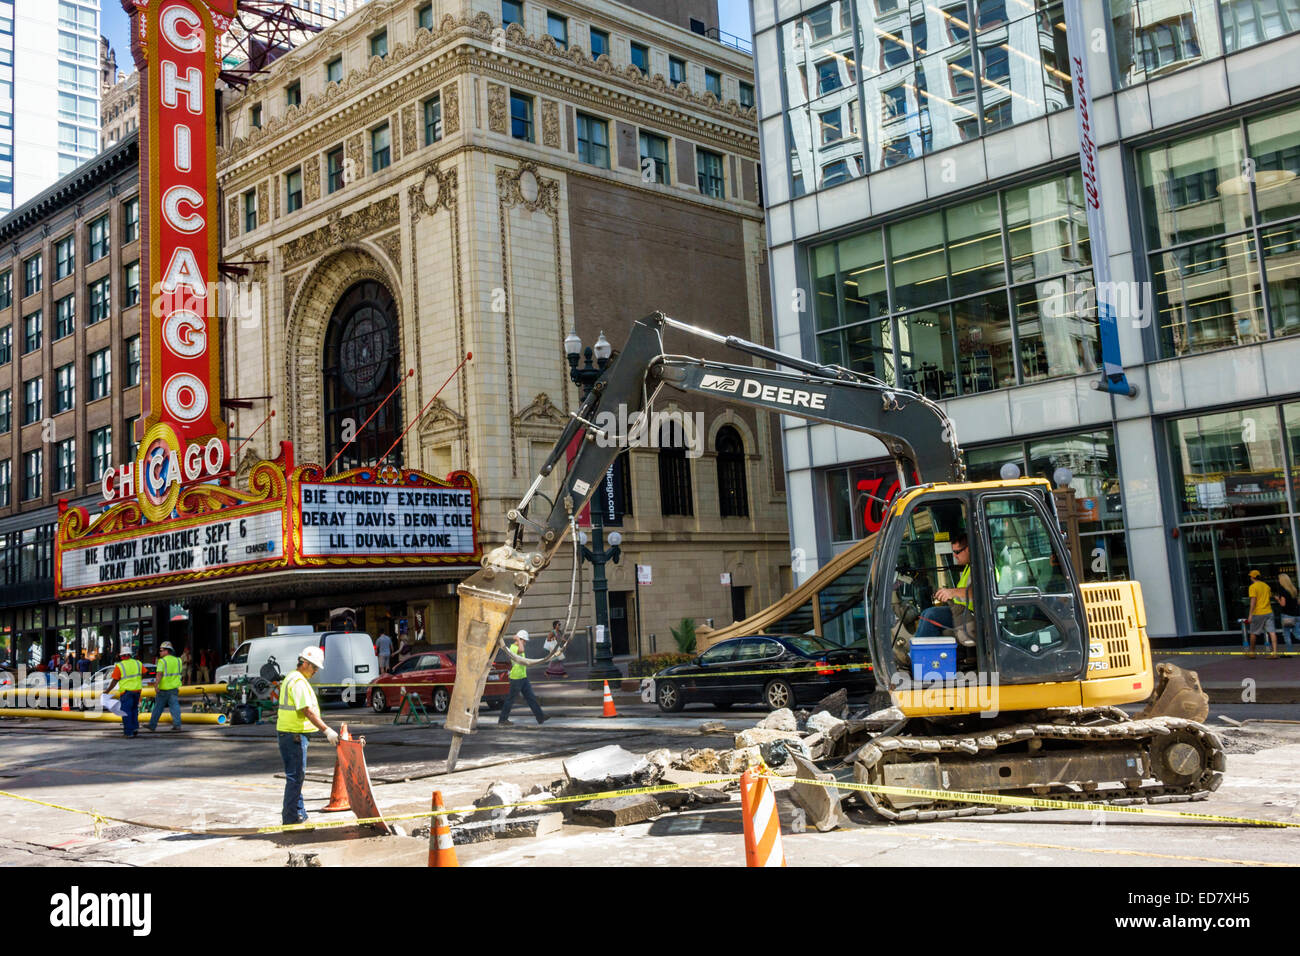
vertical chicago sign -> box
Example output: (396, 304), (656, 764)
(124, 0), (234, 516)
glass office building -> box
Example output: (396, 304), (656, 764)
(752, 0), (1300, 640)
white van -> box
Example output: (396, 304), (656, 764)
(216, 626), (378, 706)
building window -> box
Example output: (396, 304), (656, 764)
(1221, 0), (1300, 53)
(370, 29), (388, 58)
(704, 69), (722, 97)
(881, 136), (913, 167)
(629, 41), (649, 73)
(55, 364), (74, 413)
(286, 81), (301, 108)
(23, 254), (40, 297)
(658, 420), (694, 516)
(1141, 104), (1300, 356)
(123, 197), (139, 243)
(88, 215), (109, 261)
(669, 56), (686, 86)
(126, 335), (140, 387)
(510, 91), (534, 142)
(91, 425), (112, 480)
(697, 148), (725, 198)
(126, 415), (140, 460)
(89, 277), (110, 323)
(327, 147), (345, 193)
(418, 3), (434, 29)
(0, 271), (9, 309)
(0, 459), (7, 507)
(55, 235), (75, 280)
(0, 389), (9, 432)
(323, 280), (403, 473)
(716, 425), (749, 517)
(286, 168), (303, 213)
(89, 348), (110, 400)
(576, 112), (609, 168)
(546, 12), (567, 48)
(424, 94), (442, 146)
(23, 310), (40, 353)
(326, 57), (342, 85)
(54, 438), (75, 492)
(23, 377), (42, 425)
(590, 27), (609, 58)
(55, 295), (74, 340)
(22, 449), (41, 501)
(0, 326), (8, 365)
(244, 189), (257, 232)
(502, 0), (523, 26)
(639, 130), (670, 184)
(250, 102), (262, 128)
(738, 80), (754, 108)
(123, 261), (140, 307)
(371, 123), (391, 171)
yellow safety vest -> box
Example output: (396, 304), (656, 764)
(954, 566), (973, 609)
(277, 670), (318, 734)
(509, 641), (527, 680)
(158, 654), (182, 691)
(118, 658), (143, 692)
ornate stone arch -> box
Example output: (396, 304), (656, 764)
(283, 244), (402, 462)
(707, 410), (758, 456)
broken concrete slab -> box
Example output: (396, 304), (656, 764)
(718, 746), (762, 773)
(655, 787), (732, 810)
(286, 851), (321, 867)
(563, 745), (665, 794)
(472, 781), (522, 820)
(698, 720), (727, 734)
(674, 748), (721, 773)
(756, 708), (797, 732)
(811, 688), (848, 719)
(645, 748), (672, 776)
(806, 710), (846, 736)
(788, 751), (846, 832)
(571, 794), (663, 827)
(734, 727), (804, 749)
(492, 812), (564, 839)
(450, 820), (498, 846)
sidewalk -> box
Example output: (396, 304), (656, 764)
(1152, 644), (1300, 704)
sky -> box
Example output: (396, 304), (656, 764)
(98, 0), (753, 67)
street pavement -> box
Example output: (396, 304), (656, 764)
(1, 653), (1298, 867)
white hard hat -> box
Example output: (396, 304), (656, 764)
(514, 629), (529, 641)
(160, 641), (174, 652)
(300, 646), (325, 669)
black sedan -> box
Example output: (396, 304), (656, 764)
(654, 634), (874, 712)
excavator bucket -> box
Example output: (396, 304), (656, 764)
(788, 752), (846, 832)
(1134, 662), (1209, 722)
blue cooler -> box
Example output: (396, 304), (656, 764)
(911, 636), (957, 682)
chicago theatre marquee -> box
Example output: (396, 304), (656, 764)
(53, 0), (487, 662)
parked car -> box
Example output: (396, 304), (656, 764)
(367, 650), (510, 715)
(86, 663), (157, 691)
(653, 634), (874, 713)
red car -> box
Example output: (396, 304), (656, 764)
(367, 651), (509, 714)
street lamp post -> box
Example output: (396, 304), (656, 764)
(565, 330), (624, 683)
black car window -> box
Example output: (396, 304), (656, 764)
(230, 643), (250, 664)
(754, 639), (783, 659)
(782, 635), (835, 656)
(392, 657), (420, 674)
(700, 642), (741, 665)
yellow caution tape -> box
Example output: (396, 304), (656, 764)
(768, 774), (1300, 828)
(1155, 650), (1299, 657)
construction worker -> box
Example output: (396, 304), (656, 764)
(498, 629), (547, 726)
(148, 642), (184, 733)
(277, 646), (341, 826)
(106, 648), (144, 738)
(917, 533), (976, 645)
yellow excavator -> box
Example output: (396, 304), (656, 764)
(444, 312), (1222, 821)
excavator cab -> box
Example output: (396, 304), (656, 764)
(870, 479), (1087, 714)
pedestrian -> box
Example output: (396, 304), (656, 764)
(196, 649), (211, 684)
(148, 642), (184, 733)
(276, 646), (340, 826)
(1246, 569), (1280, 659)
(77, 653), (90, 674)
(499, 629), (547, 726)
(106, 648), (144, 738)
(543, 619), (568, 678)
(1274, 573), (1299, 649)
(180, 645), (193, 684)
(375, 630), (392, 675)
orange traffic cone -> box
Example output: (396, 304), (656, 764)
(428, 791), (458, 867)
(600, 680), (617, 718)
(321, 724), (352, 813)
(740, 766), (786, 867)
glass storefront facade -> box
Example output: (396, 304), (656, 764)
(1169, 401), (1300, 633)
(811, 169), (1098, 393)
(782, 0), (1072, 195)
(0, 601), (154, 669)
(1109, 0), (1300, 88)
(1140, 103), (1300, 357)
(824, 426), (1128, 580)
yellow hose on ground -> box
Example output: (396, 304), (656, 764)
(0, 708), (227, 725)
(0, 683), (227, 704)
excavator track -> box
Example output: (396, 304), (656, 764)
(851, 710), (1227, 823)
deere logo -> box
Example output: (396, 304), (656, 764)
(699, 375), (741, 392)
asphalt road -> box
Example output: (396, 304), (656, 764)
(0, 697), (1297, 867)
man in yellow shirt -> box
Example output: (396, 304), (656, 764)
(277, 646), (341, 826)
(1247, 570), (1279, 660)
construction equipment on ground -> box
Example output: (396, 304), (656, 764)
(444, 312), (1220, 821)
